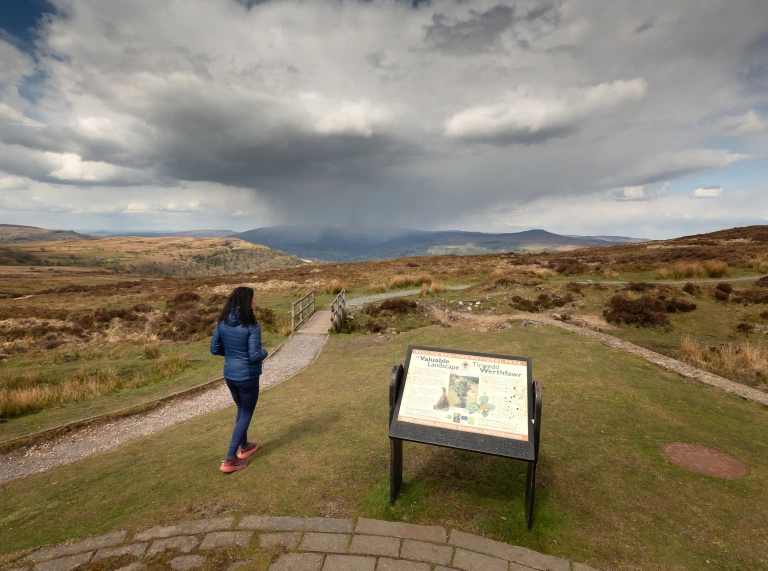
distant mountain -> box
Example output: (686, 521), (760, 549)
(87, 229), (237, 239)
(233, 225), (646, 262)
(0, 224), (89, 243)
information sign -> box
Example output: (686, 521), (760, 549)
(388, 345), (542, 530)
(390, 346), (534, 460)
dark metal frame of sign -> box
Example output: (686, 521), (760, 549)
(388, 345), (543, 530)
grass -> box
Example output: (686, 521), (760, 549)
(0, 335), (283, 443)
(678, 337), (768, 387)
(0, 353), (190, 418)
(2, 325), (768, 570)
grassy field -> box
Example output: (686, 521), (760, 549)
(1, 325), (767, 570)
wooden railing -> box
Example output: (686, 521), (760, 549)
(330, 289), (347, 332)
(291, 290), (316, 331)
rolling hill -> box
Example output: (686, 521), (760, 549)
(0, 224), (89, 243)
(233, 225), (646, 262)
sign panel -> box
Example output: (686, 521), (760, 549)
(389, 345), (535, 460)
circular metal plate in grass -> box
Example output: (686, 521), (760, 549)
(661, 442), (750, 479)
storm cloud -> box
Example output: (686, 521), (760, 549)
(0, 0), (767, 236)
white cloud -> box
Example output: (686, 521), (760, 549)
(611, 182), (670, 201)
(715, 110), (768, 136)
(0, 175), (28, 190)
(692, 185), (723, 198)
(444, 78), (647, 143)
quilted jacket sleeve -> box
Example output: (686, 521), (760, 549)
(248, 323), (268, 363)
(210, 323), (225, 356)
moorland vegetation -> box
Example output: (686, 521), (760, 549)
(2, 225), (768, 570)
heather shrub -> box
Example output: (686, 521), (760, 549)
(716, 282), (733, 294)
(682, 282), (701, 295)
(172, 291), (201, 304)
(603, 294), (670, 328)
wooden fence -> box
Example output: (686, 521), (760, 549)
(291, 290), (316, 331)
(330, 289), (347, 333)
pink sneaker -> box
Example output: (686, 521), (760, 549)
(220, 456), (249, 473)
(237, 442), (259, 459)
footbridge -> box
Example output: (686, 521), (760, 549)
(291, 289), (347, 334)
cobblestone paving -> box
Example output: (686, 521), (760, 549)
(2, 516), (603, 571)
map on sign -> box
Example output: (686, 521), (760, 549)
(396, 347), (530, 442)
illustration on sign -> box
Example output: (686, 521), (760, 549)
(397, 348), (529, 441)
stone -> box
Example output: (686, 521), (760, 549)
(322, 555), (375, 571)
(349, 535), (400, 558)
(168, 555), (206, 571)
(115, 564), (145, 571)
(572, 564), (602, 571)
(355, 519), (445, 543)
(93, 543), (147, 562)
(376, 560), (430, 571)
(238, 516), (353, 533)
(25, 532), (127, 563)
(134, 518), (234, 541)
(510, 564), (540, 571)
(449, 530), (570, 571)
(146, 536), (200, 558)
(269, 553), (323, 571)
(259, 533), (303, 550)
(299, 533), (350, 554)
(399, 540), (452, 566)
(452, 549), (506, 571)
(200, 531), (253, 550)
(2, 567), (28, 571)
(227, 561), (252, 571)
(33, 553), (92, 571)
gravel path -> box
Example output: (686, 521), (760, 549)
(0, 334), (328, 486)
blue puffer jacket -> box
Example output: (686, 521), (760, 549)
(210, 313), (268, 381)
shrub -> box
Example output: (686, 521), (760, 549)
(656, 267), (670, 279)
(143, 342), (160, 359)
(714, 290), (730, 302)
(173, 291), (201, 304)
(704, 260), (728, 278)
(490, 269), (505, 279)
(755, 276), (768, 289)
(716, 282), (733, 294)
(132, 303), (153, 313)
(253, 305), (275, 325)
(603, 268), (619, 279)
(388, 274), (433, 288)
(682, 282), (701, 295)
(603, 294), (670, 327)
(665, 298), (697, 313)
(671, 261), (705, 279)
(760, 310), (768, 320)
(534, 268), (556, 278)
(368, 282), (387, 293)
(324, 279), (346, 294)
(735, 322), (754, 334)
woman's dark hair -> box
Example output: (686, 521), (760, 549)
(218, 286), (257, 327)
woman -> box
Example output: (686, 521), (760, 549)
(210, 286), (268, 473)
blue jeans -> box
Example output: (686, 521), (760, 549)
(225, 376), (260, 460)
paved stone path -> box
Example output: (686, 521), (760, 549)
(4, 516), (602, 571)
